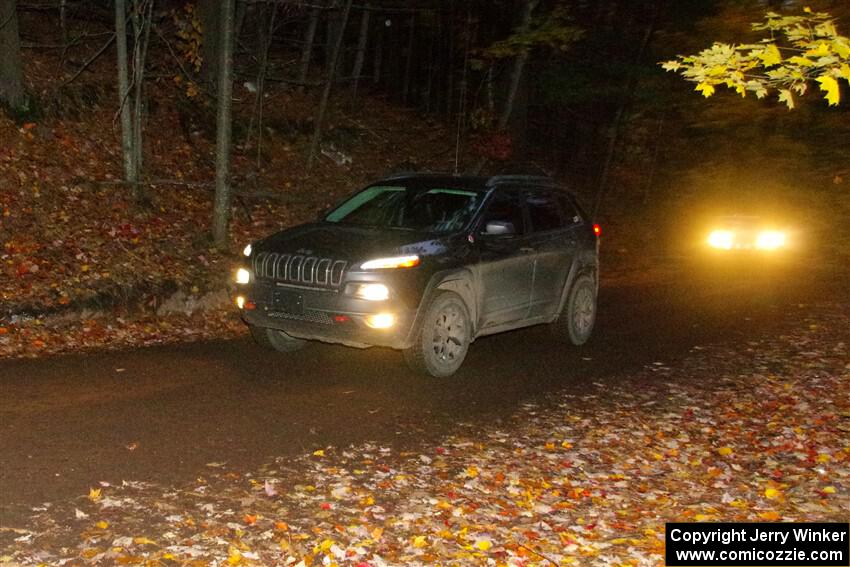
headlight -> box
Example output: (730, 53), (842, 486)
(755, 230), (786, 250)
(346, 283), (390, 301)
(707, 230), (734, 250)
(242, 244), (252, 257)
(360, 255), (420, 270)
(235, 267), (251, 284)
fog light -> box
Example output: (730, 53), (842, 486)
(365, 313), (395, 329)
(235, 267), (251, 284)
(236, 295), (245, 309)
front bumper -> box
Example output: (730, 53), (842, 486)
(237, 281), (417, 349)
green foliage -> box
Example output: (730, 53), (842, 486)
(661, 8), (850, 109)
(481, 5), (582, 59)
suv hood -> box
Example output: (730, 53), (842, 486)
(256, 223), (450, 263)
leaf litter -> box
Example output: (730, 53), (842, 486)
(1, 304), (848, 566)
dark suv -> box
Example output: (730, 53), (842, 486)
(234, 174), (599, 377)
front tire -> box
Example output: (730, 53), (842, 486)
(249, 325), (307, 353)
(404, 292), (471, 378)
(552, 274), (596, 345)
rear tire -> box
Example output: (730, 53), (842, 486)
(249, 325), (307, 353)
(404, 292), (471, 378)
(551, 274), (596, 345)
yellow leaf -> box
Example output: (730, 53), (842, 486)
(319, 539), (335, 552)
(227, 546), (242, 565)
(465, 466), (479, 478)
(88, 488), (102, 502)
(717, 447), (733, 456)
(561, 441), (573, 449)
(133, 537), (156, 546)
(778, 89), (795, 110)
(758, 43), (782, 67)
(823, 486), (836, 494)
(312, 449), (325, 457)
(412, 535), (428, 548)
(816, 453), (831, 463)
(95, 520), (109, 529)
(816, 75), (840, 106)
(371, 527), (384, 540)
(696, 83), (715, 98)
(475, 539), (493, 551)
(840, 64), (850, 83)
(764, 487), (781, 500)
(805, 42), (831, 58)
(759, 511), (782, 521)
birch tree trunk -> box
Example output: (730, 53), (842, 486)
(307, 0), (352, 170)
(212, 0), (235, 249)
(114, 0), (137, 188)
(0, 0), (25, 111)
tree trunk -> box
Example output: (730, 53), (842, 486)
(592, 3), (660, 219)
(372, 21), (382, 84)
(498, 0), (538, 130)
(402, 14), (415, 105)
(249, 1), (278, 165)
(351, 5), (370, 100)
(307, 0), (352, 170)
(298, 6), (320, 86)
(472, 0), (537, 174)
(198, 0), (220, 91)
(0, 0), (25, 111)
(212, 0), (235, 250)
(130, 0), (153, 202)
(114, 0), (137, 188)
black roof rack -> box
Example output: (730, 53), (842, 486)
(486, 175), (557, 186)
(380, 171), (455, 181)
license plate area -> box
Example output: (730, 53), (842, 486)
(272, 290), (303, 315)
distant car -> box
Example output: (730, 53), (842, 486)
(706, 215), (788, 252)
(233, 174), (600, 377)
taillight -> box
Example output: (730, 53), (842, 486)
(593, 223), (601, 237)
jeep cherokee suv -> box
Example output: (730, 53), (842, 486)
(234, 174), (599, 377)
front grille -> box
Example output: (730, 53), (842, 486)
(267, 309), (333, 325)
(253, 252), (348, 288)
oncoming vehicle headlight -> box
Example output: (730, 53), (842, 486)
(242, 244), (252, 257)
(707, 230), (734, 250)
(755, 230), (786, 250)
(346, 283), (390, 301)
(235, 267), (251, 284)
(360, 255), (420, 270)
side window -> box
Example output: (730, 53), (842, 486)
(525, 191), (564, 233)
(479, 191), (525, 236)
(557, 194), (582, 225)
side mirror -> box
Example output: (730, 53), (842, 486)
(483, 220), (515, 236)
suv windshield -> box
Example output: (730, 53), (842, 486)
(325, 185), (484, 234)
